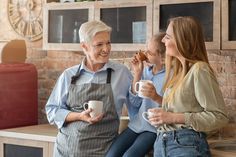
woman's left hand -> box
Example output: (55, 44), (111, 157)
(148, 108), (184, 126)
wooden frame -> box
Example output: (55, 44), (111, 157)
(94, 0), (153, 51)
(153, 0), (221, 50)
(0, 137), (49, 157)
(43, 0), (153, 52)
(222, 0), (236, 49)
(43, 2), (95, 51)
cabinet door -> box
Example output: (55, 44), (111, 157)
(0, 137), (48, 157)
(222, 0), (236, 49)
(43, 2), (94, 51)
(94, 0), (153, 51)
(154, 0), (220, 50)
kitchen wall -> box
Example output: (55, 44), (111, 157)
(0, 0), (236, 138)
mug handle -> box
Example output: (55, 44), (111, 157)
(142, 112), (150, 122)
(83, 102), (89, 111)
(134, 82), (140, 93)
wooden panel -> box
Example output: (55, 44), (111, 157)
(95, 0), (153, 51)
(154, 0), (221, 50)
(0, 137), (49, 157)
(222, 0), (236, 49)
(43, 0), (153, 51)
(48, 142), (55, 157)
(43, 2), (95, 51)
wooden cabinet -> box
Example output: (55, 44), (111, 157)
(43, 0), (230, 51)
(43, 2), (95, 51)
(94, 0), (153, 51)
(154, 0), (221, 50)
(222, 0), (236, 49)
(43, 0), (152, 51)
(0, 124), (57, 157)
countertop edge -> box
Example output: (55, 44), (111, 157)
(0, 130), (56, 142)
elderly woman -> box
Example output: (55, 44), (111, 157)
(45, 20), (132, 157)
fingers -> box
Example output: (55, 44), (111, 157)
(147, 109), (170, 125)
(150, 121), (160, 126)
(148, 107), (162, 113)
(131, 55), (140, 64)
(149, 115), (164, 125)
(89, 113), (104, 124)
(139, 86), (156, 98)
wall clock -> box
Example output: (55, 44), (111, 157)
(7, 0), (43, 41)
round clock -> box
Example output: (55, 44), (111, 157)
(8, 0), (43, 41)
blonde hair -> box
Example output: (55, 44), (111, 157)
(79, 20), (112, 43)
(163, 16), (214, 102)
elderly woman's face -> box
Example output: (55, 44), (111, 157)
(85, 31), (111, 64)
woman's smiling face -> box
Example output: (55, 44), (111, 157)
(162, 22), (179, 58)
(86, 31), (111, 64)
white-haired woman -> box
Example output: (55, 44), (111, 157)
(46, 20), (132, 157)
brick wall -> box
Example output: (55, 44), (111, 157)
(208, 50), (236, 123)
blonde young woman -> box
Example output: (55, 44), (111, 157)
(147, 16), (229, 157)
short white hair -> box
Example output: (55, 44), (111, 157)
(79, 20), (112, 43)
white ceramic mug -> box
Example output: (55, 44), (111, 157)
(142, 111), (154, 123)
(83, 100), (103, 118)
(134, 80), (153, 98)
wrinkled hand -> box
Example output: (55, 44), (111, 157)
(148, 108), (174, 126)
(80, 108), (104, 124)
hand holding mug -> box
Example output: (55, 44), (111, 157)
(79, 108), (103, 124)
(148, 108), (180, 126)
(83, 100), (103, 118)
(142, 110), (158, 127)
(134, 80), (153, 98)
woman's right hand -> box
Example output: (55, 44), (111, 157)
(80, 109), (104, 124)
(130, 53), (144, 94)
(65, 109), (104, 124)
(130, 53), (144, 76)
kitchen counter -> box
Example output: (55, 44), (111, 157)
(0, 116), (129, 141)
(1, 124), (235, 157)
(0, 117), (129, 157)
(0, 124), (57, 142)
(208, 138), (236, 157)
(0, 124), (57, 157)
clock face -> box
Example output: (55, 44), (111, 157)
(8, 0), (43, 41)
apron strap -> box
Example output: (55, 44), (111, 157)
(106, 68), (112, 84)
(71, 66), (112, 84)
(71, 65), (81, 84)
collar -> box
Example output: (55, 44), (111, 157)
(79, 57), (115, 73)
(147, 65), (165, 74)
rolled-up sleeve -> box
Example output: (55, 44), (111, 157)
(45, 71), (72, 129)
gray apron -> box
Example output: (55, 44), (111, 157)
(54, 67), (119, 157)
